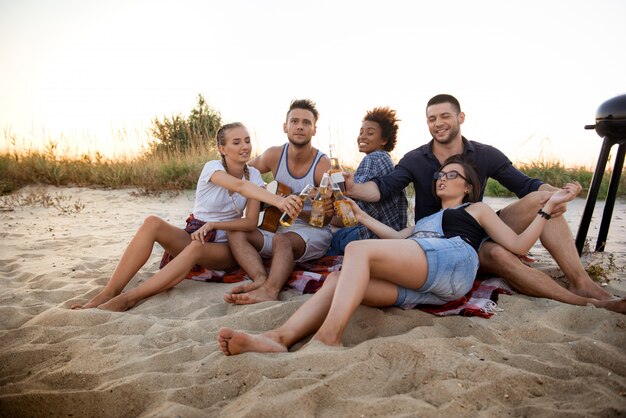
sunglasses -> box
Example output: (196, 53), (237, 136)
(433, 170), (469, 182)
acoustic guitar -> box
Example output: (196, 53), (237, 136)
(257, 180), (292, 232)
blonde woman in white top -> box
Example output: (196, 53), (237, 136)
(71, 122), (302, 311)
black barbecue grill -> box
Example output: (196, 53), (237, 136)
(575, 93), (626, 254)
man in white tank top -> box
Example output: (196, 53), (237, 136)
(224, 99), (334, 305)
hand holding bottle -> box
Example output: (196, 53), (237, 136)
(342, 171), (355, 196)
(310, 173), (330, 227)
(277, 194), (303, 219)
(328, 144), (346, 192)
(345, 197), (368, 220)
(280, 184), (314, 227)
(331, 180), (358, 227)
(322, 195), (335, 218)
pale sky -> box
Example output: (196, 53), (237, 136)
(1, 0), (625, 167)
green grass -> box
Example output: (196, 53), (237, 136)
(485, 159), (626, 199)
(1, 138), (624, 200)
(0, 139), (220, 196)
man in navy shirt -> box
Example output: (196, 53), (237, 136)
(345, 94), (620, 310)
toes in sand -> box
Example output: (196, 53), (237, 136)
(70, 290), (115, 310)
(217, 327), (287, 356)
(224, 287), (278, 305)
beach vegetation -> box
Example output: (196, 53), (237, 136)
(0, 186), (85, 214)
(149, 94), (222, 156)
(584, 260), (618, 283)
(485, 159), (625, 200)
(0, 141), (220, 196)
(2, 141), (624, 199)
(1, 97), (625, 199)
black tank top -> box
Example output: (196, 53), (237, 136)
(441, 206), (487, 252)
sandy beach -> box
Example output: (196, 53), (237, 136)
(1, 186), (625, 417)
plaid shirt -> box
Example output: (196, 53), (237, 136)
(354, 150), (408, 239)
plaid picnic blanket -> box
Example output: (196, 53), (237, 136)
(416, 276), (512, 318)
(160, 214), (217, 277)
(182, 255), (512, 318)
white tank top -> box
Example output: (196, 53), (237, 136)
(274, 144), (325, 210)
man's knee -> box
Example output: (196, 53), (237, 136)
(272, 233), (305, 257)
(228, 230), (258, 249)
(479, 242), (520, 271)
(272, 232), (291, 247)
(522, 190), (550, 205)
(499, 191), (549, 230)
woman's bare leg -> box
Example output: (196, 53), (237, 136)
(313, 239), (427, 346)
(219, 271), (340, 355)
(72, 216), (192, 309)
(99, 241), (236, 311)
(218, 270), (404, 355)
(220, 239), (428, 352)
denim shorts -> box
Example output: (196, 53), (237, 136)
(259, 218), (332, 262)
(325, 225), (360, 256)
(395, 236), (478, 309)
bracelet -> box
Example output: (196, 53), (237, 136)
(538, 209), (551, 220)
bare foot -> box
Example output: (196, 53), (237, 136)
(217, 327), (287, 356)
(71, 289), (116, 310)
(569, 281), (612, 301)
(97, 293), (135, 312)
(230, 279), (265, 295)
(224, 285), (279, 305)
(593, 297), (626, 314)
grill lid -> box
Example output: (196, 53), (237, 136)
(585, 94), (626, 138)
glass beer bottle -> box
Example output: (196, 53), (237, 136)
(309, 173), (330, 228)
(332, 180), (358, 227)
(279, 184), (313, 227)
(328, 144), (346, 192)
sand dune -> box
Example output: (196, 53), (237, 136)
(1, 186), (625, 417)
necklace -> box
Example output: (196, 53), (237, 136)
(230, 193), (243, 215)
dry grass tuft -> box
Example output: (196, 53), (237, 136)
(0, 187), (85, 214)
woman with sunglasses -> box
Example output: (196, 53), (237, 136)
(217, 154), (625, 354)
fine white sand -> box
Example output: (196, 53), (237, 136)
(1, 186), (625, 417)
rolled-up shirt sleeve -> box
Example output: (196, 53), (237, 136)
(373, 159), (414, 201)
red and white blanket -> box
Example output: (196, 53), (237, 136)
(184, 255), (513, 318)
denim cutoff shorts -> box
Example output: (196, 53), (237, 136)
(395, 236), (479, 309)
(325, 225), (360, 256)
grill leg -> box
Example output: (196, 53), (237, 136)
(595, 140), (626, 251)
(575, 136), (613, 254)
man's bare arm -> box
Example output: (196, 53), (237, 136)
(248, 147), (280, 175)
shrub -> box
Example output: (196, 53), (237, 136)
(149, 94), (221, 156)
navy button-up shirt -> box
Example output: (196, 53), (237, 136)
(373, 137), (544, 221)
